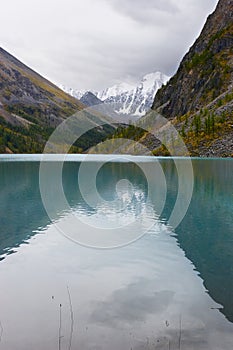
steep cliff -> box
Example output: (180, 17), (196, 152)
(152, 0), (233, 157)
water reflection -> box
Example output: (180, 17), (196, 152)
(0, 157), (232, 349)
(174, 159), (233, 322)
(0, 162), (49, 258)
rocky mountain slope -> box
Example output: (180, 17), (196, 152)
(62, 72), (169, 118)
(0, 48), (114, 153)
(151, 0), (233, 157)
(80, 91), (103, 106)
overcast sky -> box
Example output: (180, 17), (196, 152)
(1, 0), (218, 90)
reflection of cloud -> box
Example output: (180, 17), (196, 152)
(132, 327), (208, 350)
(90, 278), (174, 327)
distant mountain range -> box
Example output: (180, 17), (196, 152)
(61, 72), (169, 117)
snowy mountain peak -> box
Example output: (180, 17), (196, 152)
(59, 85), (85, 100)
(96, 82), (135, 101)
(143, 71), (165, 81)
(97, 72), (170, 117)
(60, 71), (170, 117)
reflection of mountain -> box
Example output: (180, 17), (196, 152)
(0, 160), (149, 258)
(0, 162), (49, 258)
(161, 159), (233, 322)
(1, 158), (233, 325)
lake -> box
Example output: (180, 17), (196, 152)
(0, 155), (232, 350)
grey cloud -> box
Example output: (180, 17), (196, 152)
(107, 0), (180, 23)
(0, 0), (219, 90)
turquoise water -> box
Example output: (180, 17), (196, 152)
(0, 156), (232, 349)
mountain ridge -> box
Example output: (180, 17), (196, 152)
(151, 0), (233, 157)
(0, 47), (115, 153)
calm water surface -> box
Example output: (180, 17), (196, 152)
(0, 156), (232, 350)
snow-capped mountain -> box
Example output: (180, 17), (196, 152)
(60, 72), (170, 117)
(97, 72), (169, 117)
(59, 86), (85, 100)
(96, 82), (135, 102)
